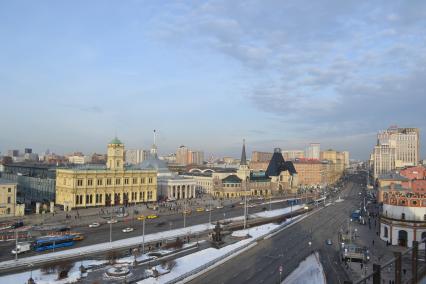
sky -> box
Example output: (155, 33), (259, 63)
(0, 0), (425, 160)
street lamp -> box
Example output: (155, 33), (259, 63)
(142, 218), (146, 255)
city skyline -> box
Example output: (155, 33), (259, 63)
(1, 1), (426, 159)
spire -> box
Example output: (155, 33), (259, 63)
(240, 139), (247, 166)
(151, 129), (158, 157)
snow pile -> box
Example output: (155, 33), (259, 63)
(231, 223), (280, 238)
(282, 252), (326, 284)
(251, 205), (304, 218)
(138, 221), (294, 284)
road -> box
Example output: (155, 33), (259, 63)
(189, 174), (364, 284)
(0, 198), (299, 262)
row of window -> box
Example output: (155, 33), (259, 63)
(73, 177), (155, 187)
(75, 191), (154, 205)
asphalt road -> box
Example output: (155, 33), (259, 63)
(0, 198), (297, 262)
(189, 174), (364, 284)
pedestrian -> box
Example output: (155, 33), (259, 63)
(403, 268), (406, 275)
(372, 240), (375, 246)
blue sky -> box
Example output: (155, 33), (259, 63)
(1, 1), (425, 160)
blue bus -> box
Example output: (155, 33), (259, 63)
(287, 198), (301, 206)
(33, 235), (75, 252)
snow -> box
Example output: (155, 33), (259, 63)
(251, 204), (304, 218)
(0, 262), (82, 284)
(282, 252), (326, 284)
(138, 220), (299, 284)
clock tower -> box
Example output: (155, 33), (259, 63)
(107, 137), (124, 170)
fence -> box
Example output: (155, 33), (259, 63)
(351, 240), (426, 284)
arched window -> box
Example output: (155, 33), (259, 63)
(384, 226), (389, 238)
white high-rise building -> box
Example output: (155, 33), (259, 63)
(306, 143), (320, 160)
(377, 127), (419, 168)
(125, 149), (149, 165)
(372, 126), (420, 179)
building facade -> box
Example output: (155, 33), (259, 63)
(125, 149), (149, 165)
(373, 142), (397, 179)
(251, 151), (273, 162)
(306, 143), (320, 160)
(55, 138), (157, 211)
(380, 185), (426, 248)
(0, 178), (24, 217)
(282, 150), (305, 161)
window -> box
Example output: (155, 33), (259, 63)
(63, 179), (66, 185)
(117, 160), (120, 167)
(86, 195), (90, 204)
(148, 191), (153, 199)
(116, 178), (121, 185)
(107, 178), (112, 185)
(87, 179), (93, 186)
(124, 178), (129, 185)
(132, 178), (137, 184)
(424, 214), (426, 221)
(149, 177), (153, 184)
(77, 179), (83, 186)
(99, 194), (102, 203)
(97, 179), (103, 186)
(7, 196), (11, 204)
(7, 188), (11, 193)
(401, 213), (405, 220)
(141, 177), (146, 184)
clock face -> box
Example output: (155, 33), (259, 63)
(115, 149), (121, 155)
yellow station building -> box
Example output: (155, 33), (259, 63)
(55, 138), (157, 211)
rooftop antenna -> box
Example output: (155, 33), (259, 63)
(153, 129), (156, 146)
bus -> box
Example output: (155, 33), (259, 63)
(33, 235), (75, 252)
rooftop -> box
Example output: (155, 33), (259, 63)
(109, 137), (123, 145)
(0, 178), (16, 185)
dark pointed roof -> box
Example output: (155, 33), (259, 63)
(222, 175), (242, 183)
(265, 148), (297, 177)
(240, 139), (247, 166)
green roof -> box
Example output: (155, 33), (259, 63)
(109, 137), (123, 145)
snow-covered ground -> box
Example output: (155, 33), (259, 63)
(251, 204), (304, 218)
(139, 221), (298, 284)
(282, 252), (326, 284)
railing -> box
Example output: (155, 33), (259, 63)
(354, 241), (426, 284)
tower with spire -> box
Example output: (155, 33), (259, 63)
(150, 129), (158, 157)
(237, 139), (251, 180)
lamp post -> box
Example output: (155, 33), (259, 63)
(109, 209), (113, 243)
(183, 201), (187, 228)
(142, 218), (146, 254)
(208, 204), (212, 224)
(14, 230), (18, 261)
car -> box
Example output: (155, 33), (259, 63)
(216, 205), (224, 209)
(122, 227), (134, 233)
(137, 215), (146, 221)
(196, 207), (205, 212)
(182, 210), (191, 215)
(147, 214), (158, 219)
(107, 219), (118, 224)
(326, 239), (332, 245)
(89, 222), (100, 228)
(205, 208), (213, 212)
(116, 212), (129, 218)
(248, 204), (256, 208)
(239, 202), (245, 205)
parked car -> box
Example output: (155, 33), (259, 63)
(326, 239), (332, 245)
(122, 227), (134, 233)
(216, 205), (224, 209)
(89, 222), (100, 228)
(107, 219), (118, 224)
(147, 214), (158, 219)
(196, 207), (205, 212)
